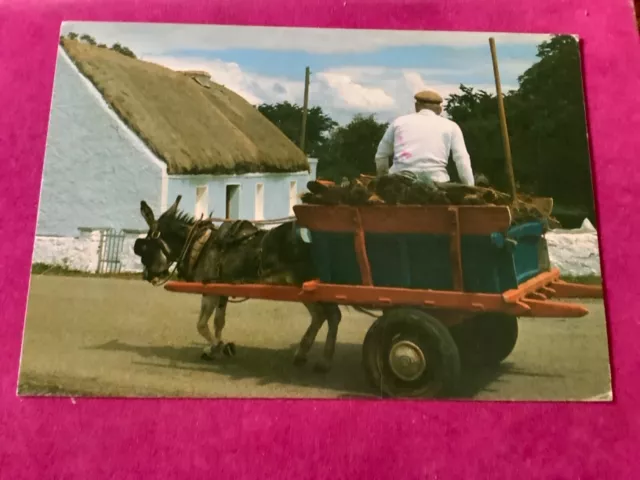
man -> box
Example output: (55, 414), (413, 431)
(374, 89), (475, 186)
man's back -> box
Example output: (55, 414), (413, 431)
(375, 108), (474, 185)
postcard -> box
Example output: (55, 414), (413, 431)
(18, 21), (610, 401)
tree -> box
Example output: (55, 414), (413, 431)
(444, 34), (594, 215)
(111, 42), (137, 59)
(80, 34), (97, 46)
(444, 85), (511, 190)
(257, 102), (337, 158)
(67, 32), (78, 40)
(319, 114), (389, 181)
(511, 35), (593, 209)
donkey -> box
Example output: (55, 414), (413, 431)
(133, 195), (343, 372)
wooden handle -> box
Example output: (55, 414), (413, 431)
(489, 37), (518, 204)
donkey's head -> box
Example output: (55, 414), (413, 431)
(134, 195), (188, 285)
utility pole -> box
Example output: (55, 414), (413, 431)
(299, 66), (310, 154)
(489, 37), (518, 203)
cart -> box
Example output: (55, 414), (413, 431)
(164, 203), (603, 398)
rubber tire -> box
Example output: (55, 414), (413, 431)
(450, 313), (518, 367)
(361, 308), (461, 398)
(362, 316), (385, 390)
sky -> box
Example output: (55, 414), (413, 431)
(60, 22), (558, 125)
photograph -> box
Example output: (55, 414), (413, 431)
(18, 21), (610, 401)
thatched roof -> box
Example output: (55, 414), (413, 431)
(59, 38), (309, 175)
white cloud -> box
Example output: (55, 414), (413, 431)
(141, 54), (521, 125)
(143, 55), (399, 121)
(143, 55), (303, 106)
(60, 21), (557, 55)
(317, 72), (395, 110)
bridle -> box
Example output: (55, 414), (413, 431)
(140, 216), (215, 286)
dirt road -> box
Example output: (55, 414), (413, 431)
(18, 276), (612, 400)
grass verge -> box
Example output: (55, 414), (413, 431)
(31, 263), (141, 280)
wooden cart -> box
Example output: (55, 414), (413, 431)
(164, 203), (603, 398)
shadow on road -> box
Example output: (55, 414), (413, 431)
(85, 339), (556, 399)
(87, 338), (375, 397)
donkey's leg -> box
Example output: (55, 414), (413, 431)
(293, 302), (326, 367)
(212, 297), (235, 357)
(314, 304), (342, 373)
(198, 294), (218, 359)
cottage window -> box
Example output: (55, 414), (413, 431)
(195, 185), (208, 219)
(255, 183), (265, 221)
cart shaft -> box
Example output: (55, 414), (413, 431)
(163, 268), (599, 320)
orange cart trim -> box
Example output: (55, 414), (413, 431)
(502, 268), (562, 303)
(163, 275), (590, 318)
(549, 280), (604, 299)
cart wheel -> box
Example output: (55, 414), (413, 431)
(361, 316), (385, 389)
(361, 308), (461, 398)
(450, 314), (518, 367)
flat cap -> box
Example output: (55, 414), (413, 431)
(414, 89), (443, 104)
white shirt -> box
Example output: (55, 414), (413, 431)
(374, 109), (475, 185)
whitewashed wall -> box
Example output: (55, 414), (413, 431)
(36, 46), (167, 238)
(33, 230), (145, 273)
(31, 219), (602, 277)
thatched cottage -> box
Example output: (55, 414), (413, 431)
(36, 38), (317, 238)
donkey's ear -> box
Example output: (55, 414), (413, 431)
(165, 195), (182, 216)
(140, 200), (155, 227)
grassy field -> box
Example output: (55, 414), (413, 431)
(31, 263), (142, 280)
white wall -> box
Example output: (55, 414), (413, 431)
(36, 46), (166, 237)
(166, 169), (314, 222)
(32, 222), (602, 278)
(545, 219), (601, 277)
(33, 229), (146, 273)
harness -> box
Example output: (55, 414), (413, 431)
(144, 218), (214, 286)
(147, 218), (262, 287)
(210, 220), (262, 280)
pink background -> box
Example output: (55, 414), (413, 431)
(1, 0), (638, 477)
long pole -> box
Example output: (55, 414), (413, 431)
(489, 37), (517, 203)
(299, 66), (310, 154)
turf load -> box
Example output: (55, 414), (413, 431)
(301, 172), (560, 227)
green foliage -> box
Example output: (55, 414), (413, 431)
(257, 102), (337, 157)
(61, 32), (137, 58)
(319, 114), (389, 181)
(111, 42), (137, 58)
(80, 34), (97, 45)
(444, 34), (594, 214)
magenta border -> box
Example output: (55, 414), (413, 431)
(1, 0), (638, 477)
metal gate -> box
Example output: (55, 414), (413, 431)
(96, 228), (126, 274)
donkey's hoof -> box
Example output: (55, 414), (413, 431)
(222, 342), (236, 357)
(201, 351), (215, 361)
(201, 344), (221, 361)
(313, 361), (332, 374)
(293, 355), (308, 367)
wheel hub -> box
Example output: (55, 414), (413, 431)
(388, 340), (427, 381)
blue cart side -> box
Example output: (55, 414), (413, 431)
(305, 220), (550, 294)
